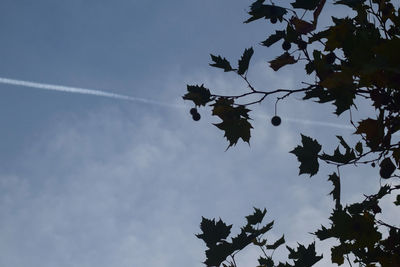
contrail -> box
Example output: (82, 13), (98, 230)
(0, 76), (353, 130)
(256, 114), (353, 130)
(0, 77), (182, 108)
(285, 117), (354, 130)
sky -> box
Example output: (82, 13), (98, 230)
(0, 1), (398, 267)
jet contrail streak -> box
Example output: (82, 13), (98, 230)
(0, 77), (182, 108)
(0, 76), (353, 130)
(257, 114), (353, 130)
(285, 117), (354, 130)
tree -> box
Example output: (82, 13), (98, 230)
(183, 0), (400, 266)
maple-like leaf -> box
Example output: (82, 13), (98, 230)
(182, 84), (212, 106)
(395, 195), (400, 206)
(269, 52), (297, 71)
(231, 230), (256, 251)
(291, 0), (321, 10)
(330, 243), (352, 265)
(196, 217), (232, 248)
(328, 173), (341, 208)
(290, 135), (322, 176)
(355, 118), (384, 150)
(246, 207), (267, 225)
(261, 30), (286, 47)
(320, 72), (356, 115)
(336, 136), (350, 150)
(212, 98), (253, 148)
(286, 242), (323, 266)
(204, 241), (234, 266)
(238, 47), (254, 75)
(214, 118), (252, 147)
(335, 0), (365, 9)
(258, 256), (274, 267)
(266, 235), (285, 250)
(320, 146), (356, 164)
(355, 141), (363, 155)
(290, 17), (315, 34)
(210, 54), (233, 72)
(245, 1), (287, 23)
(257, 221), (274, 235)
(316, 209), (382, 248)
(303, 86), (335, 103)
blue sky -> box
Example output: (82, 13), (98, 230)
(0, 1), (398, 266)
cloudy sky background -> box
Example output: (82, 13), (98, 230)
(0, 1), (398, 266)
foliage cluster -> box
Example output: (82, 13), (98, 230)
(183, 0), (400, 266)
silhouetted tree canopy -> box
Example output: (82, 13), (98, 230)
(183, 0), (400, 266)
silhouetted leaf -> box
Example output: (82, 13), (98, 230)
(335, 0), (365, 9)
(377, 185), (391, 199)
(204, 241), (234, 266)
(253, 238), (267, 246)
(287, 242), (323, 266)
(210, 54), (233, 72)
(246, 207), (267, 225)
(347, 196), (382, 215)
(183, 84), (212, 106)
(308, 29), (330, 43)
(303, 86), (335, 103)
(379, 157), (396, 179)
(355, 142), (363, 155)
(245, 1), (287, 23)
(320, 146), (356, 164)
(336, 136), (350, 150)
(355, 118), (384, 150)
(328, 173), (340, 205)
(196, 217), (232, 248)
(392, 148), (400, 166)
(266, 235), (285, 250)
(258, 256), (274, 267)
(312, 50), (333, 80)
(238, 47), (254, 75)
(290, 135), (322, 176)
(212, 98), (253, 147)
(212, 98), (251, 120)
(258, 221), (274, 235)
(331, 87), (356, 115)
(316, 209), (382, 248)
(269, 52), (297, 71)
(395, 195), (400, 206)
(214, 119), (252, 147)
(331, 243), (352, 265)
(315, 225), (331, 240)
(290, 17), (315, 34)
(261, 30), (286, 47)
(320, 72), (356, 115)
(305, 61), (315, 74)
(231, 230), (257, 251)
(291, 0), (320, 10)
(285, 24), (299, 43)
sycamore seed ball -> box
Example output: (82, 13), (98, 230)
(190, 107), (197, 115)
(282, 41), (291, 51)
(271, 116), (281, 126)
(192, 112), (201, 121)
